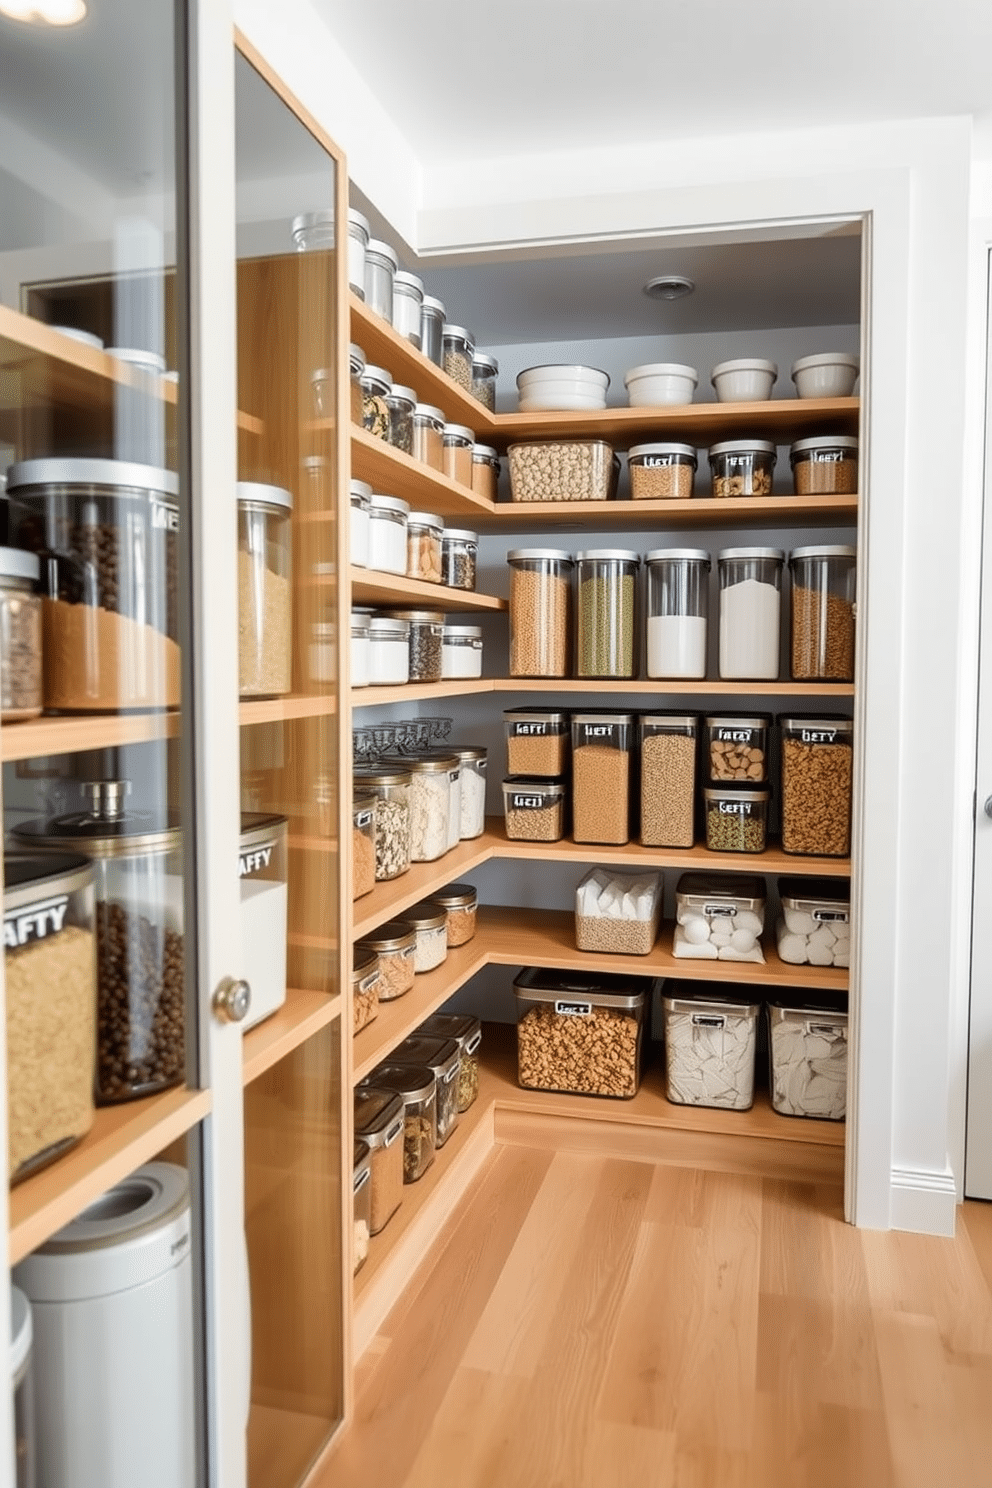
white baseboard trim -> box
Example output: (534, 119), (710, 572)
(889, 1164), (959, 1236)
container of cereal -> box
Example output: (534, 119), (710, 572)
(789, 435), (859, 495)
(364, 238), (397, 320)
(425, 882), (478, 947)
(389, 1036), (461, 1147)
(442, 324), (475, 391)
(571, 711), (634, 845)
(397, 901), (448, 974)
(780, 715), (854, 857)
(353, 1087), (404, 1233)
(352, 764), (412, 880)
(673, 871), (765, 963)
(703, 784), (770, 854)
(353, 1140), (372, 1273)
(360, 1063), (436, 1182)
(628, 442), (697, 500)
(352, 945), (380, 1033)
(352, 794), (376, 901)
(502, 778), (566, 842)
(4, 852), (96, 1183)
(708, 439), (776, 497)
(644, 548), (709, 679)
(471, 353), (498, 411)
(442, 424), (475, 486)
(662, 982), (760, 1110)
(507, 549), (573, 678)
(355, 922), (417, 1001)
(789, 545), (857, 681)
(360, 365), (391, 440)
(776, 876), (851, 968)
(576, 550), (639, 678)
(421, 295), (446, 366)
(504, 707), (570, 777)
(0, 547), (41, 721)
(391, 270), (423, 348)
(412, 404), (445, 471)
(441, 528), (478, 591)
(418, 1012), (482, 1111)
(406, 512), (444, 584)
(717, 547), (783, 680)
(513, 967), (648, 1098)
(574, 869), (662, 956)
(766, 991), (848, 1120)
(441, 623), (483, 681)
(236, 482), (293, 698)
(368, 616), (410, 685)
(639, 713), (698, 848)
(704, 713), (770, 783)
(367, 494), (409, 575)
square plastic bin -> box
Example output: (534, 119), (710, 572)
(508, 440), (617, 502)
(767, 993), (848, 1120)
(776, 877), (851, 967)
(513, 967), (650, 1098)
(673, 872), (765, 963)
(662, 983), (760, 1110)
(574, 868), (662, 955)
(502, 777), (567, 842)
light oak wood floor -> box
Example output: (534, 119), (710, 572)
(320, 1147), (992, 1488)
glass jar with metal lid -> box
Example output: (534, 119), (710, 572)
(367, 615), (410, 685)
(507, 548), (574, 678)
(389, 1036), (460, 1147)
(448, 744), (487, 837)
(353, 764), (411, 880)
(236, 481), (293, 698)
(412, 403), (445, 471)
(239, 812), (288, 1031)
(638, 713), (698, 848)
(789, 545), (856, 681)
(360, 364), (391, 440)
(441, 528), (478, 591)
(406, 511), (444, 584)
(367, 494), (409, 576)
(348, 209), (370, 297)
(385, 383), (415, 456)
(442, 324), (475, 391)
(359, 1063), (436, 1182)
(355, 922), (417, 1001)
(789, 435), (858, 495)
(391, 270), (424, 348)
(0, 547), (42, 720)
(353, 1087), (405, 1232)
(310, 366), (334, 418)
(418, 1011), (482, 1110)
(290, 207), (368, 301)
(381, 749), (457, 856)
(575, 550), (640, 678)
(425, 882), (478, 947)
(388, 607), (444, 682)
(471, 352), (498, 411)
(504, 707), (570, 777)
(421, 295), (446, 365)
(364, 238), (398, 320)
(15, 780), (184, 1104)
(471, 444), (500, 502)
(441, 623), (483, 682)
(3, 851), (96, 1182)
(644, 548), (710, 679)
(628, 442), (697, 500)
(350, 478), (371, 567)
(708, 438), (777, 497)
(6, 458), (180, 712)
(442, 424), (475, 486)
(352, 797), (376, 903)
(718, 547), (784, 680)
(349, 343), (365, 422)
(353, 1140), (372, 1274)
(396, 900), (448, 975)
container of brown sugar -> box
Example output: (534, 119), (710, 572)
(571, 711), (634, 845)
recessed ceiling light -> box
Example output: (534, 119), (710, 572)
(0, 0), (87, 23)
(644, 275), (695, 302)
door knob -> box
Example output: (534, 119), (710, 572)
(985, 796), (992, 820)
(213, 978), (252, 1024)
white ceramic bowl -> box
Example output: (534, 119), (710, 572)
(517, 392), (608, 412)
(791, 352), (860, 399)
(517, 363), (610, 392)
(711, 358), (778, 402)
(624, 362), (698, 407)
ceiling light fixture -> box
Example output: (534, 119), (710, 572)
(0, 0), (87, 23)
(644, 274), (695, 302)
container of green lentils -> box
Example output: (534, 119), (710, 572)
(360, 1063), (437, 1183)
(703, 783), (770, 854)
(576, 550), (639, 678)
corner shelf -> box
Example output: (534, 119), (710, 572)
(349, 568), (506, 613)
(352, 677), (495, 707)
(492, 395), (859, 447)
(475, 492), (858, 533)
(349, 427), (496, 520)
(493, 677), (854, 697)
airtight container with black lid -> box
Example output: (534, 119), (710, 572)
(389, 1035), (461, 1147)
(6, 458), (180, 712)
(359, 1063), (437, 1183)
(662, 982), (760, 1110)
(513, 967), (649, 1099)
(504, 707), (570, 777)
(4, 851), (96, 1183)
(354, 1088), (405, 1232)
(15, 780), (184, 1104)
(353, 1141), (372, 1274)
(238, 813), (288, 1030)
(237, 482), (293, 698)
(418, 1012), (482, 1111)
(776, 876), (851, 968)
(766, 990), (848, 1120)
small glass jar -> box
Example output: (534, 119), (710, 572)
(349, 344), (365, 422)
(385, 383), (415, 456)
(790, 545), (857, 681)
(442, 423), (474, 486)
(412, 404), (445, 471)
(309, 621), (334, 684)
(390, 1036), (460, 1147)
(353, 764), (412, 880)
(790, 435), (859, 495)
(718, 547), (784, 680)
(352, 799), (377, 904)
(354, 1087), (404, 1233)
(639, 713), (698, 848)
(471, 444), (500, 502)
(353, 1139), (372, 1273)
(367, 616), (410, 685)
(391, 270), (424, 348)
(350, 478), (371, 567)
(421, 294), (446, 366)
(708, 439), (777, 497)
(705, 713), (770, 783)
(502, 777), (567, 842)
(290, 209), (334, 255)
(403, 755), (453, 861)
(348, 209), (370, 298)
(441, 528), (478, 590)
(704, 784), (770, 854)
(571, 711), (635, 845)
(441, 623), (483, 681)
(367, 494), (410, 575)
(360, 364), (391, 441)
(397, 902), (448, 974)
(504, 708), (570, 776)
(361, 1063), (436, 1182)
(423, 883), (478, 948)
(355, 923), (417, 1001)
(391, 608), (444, 682)
(364, 237), (398, 321)
(237, 482), (293, 698)
(351, 611), (370, 688)
(449, 745), (487, 838)
(406, 511), (444, 584)
(576, 549), (639, 678)
(508, 548), (574, 678)
(310, 366), (335, 418)
(471, 352), (498, 411)
(442, 324), (475, 391)
(645, 548), (710, 680)
(0, 547), (42, 721)
(780, 715), (854, 857)
(628, 442), (697, 500)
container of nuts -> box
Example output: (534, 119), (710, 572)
(703, 783), (770, 854)
(704, 714), (770, 783)
(708, 439), (776, 498)
(355, 922), (417, 1001)
(639, 713), (698, 848)
(780, 714), (854, 857)
(405, 512), (444, 584)
(388, 1035), (461, 1148)
(360, 1063), (437, 1183)
(502, 777), (567, 842)
(507, 440), (617, 503)
(427, 882), (478, 947)
(505, 707), (570, 777)
(513, 967), (649, 1099)
(789, 545), (856, 681)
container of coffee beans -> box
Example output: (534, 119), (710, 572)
(15, 780), (185, 1104)
(6, 459), (180, 712)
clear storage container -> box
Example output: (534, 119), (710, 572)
(353, 1087), (405, 1233)
(353, 764), (412, 880)
(347, 209), (369, 296)
(502, 777), (566, 842)
(780, 715), (854, 857)
(7, 458), (180, 712)
(717, 547), (784, 680)
(238, 812), (288, 1030)
(406, 511), (444, 584)
(361, 1063), (436, 1182)
(4, 852), (96, 1183)
(645, 548), (709, 679)
(639, 713), (698, 848)
(508, 440), (616, 502)
(350, 612), (369, 688)
(628, 442), (697, 501)
(513, 968), (648, 1098)
(398, 901), (448, 974)
(508, 548), (573, 678)
(663, 983), (760, 1110)
(705, 713), (770, 782)
(367, 616), (410, 684)
(471, 444), (500, 502)
(426, 882), (478, 948)
(776, 876), (851, 968)
(0, 547), (41, 721)
(673, 871), (765, 963)
(355, 923), (417, 1002)
(418, 1011), (482, 1111)
(237, 482), (293, 698)
(352, 795), (376, 901)
(441, 623), (483, 681)
(385, 383), (416, 456)
(575, 868), (662, 955)
(367, 494), (409, 575)
(360, 364), (391, 440)
(15, 781), (184, 1103)
(353, 1140), (372, 1273)
(576, 550), (639, 678)
(789, 545), (857, 681)
(471, 352), (498, 411)
(391, 270), (424, 348)
(290, 207), (368, 300)
(442, 324), (474, 391)
(441, 528), (478, 590)
(708, 438), (776, 497)
(350, 479), (371, 566)
(421, 295), (446, 366)
(10, 1285), (34, 1488)
(504, 707), (569, 777)
(401, 755), (453, 860)
(310, 367), (334, 418)
(767, 992), (848, 1120)
(352, 944), (379, 1033)
(349, 343), (365, 422)
(448, 744), (487, 837)
(412, 403), (445, 471)
(364, 238), (398, 320)
(790, 435), (858, 495)
(390, 607), (444, 682)
(390, 1036), (461, 1147)
(442, 424), (475, 486)
(571, 711), (634, 845)
(703, 783), (770, 853)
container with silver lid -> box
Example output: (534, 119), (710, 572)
(350, 478), (371, 567)
(355, 923), (417, 1002)
(397, 754), (452, 860)
(448, 744), (487, 837)
(354, 1087), (405, 1232)
(364, 238), (398, 321)
(10, 1285), (35, 1488)
(504, 707), (570, 777)
(347, 208), (370, 297)
(15, 780), (185, 1104)
(385, 383), (416, 456)
(628, 442), (697, 501)
(425, 882), (478, 948)
(367, 494), (409, 575)
(471, 352), (498, 411)
(291, 207), (369, 301)
(6, 458), (180, 712)
(360, 1063), (436, 1183)
(441, 623), (483, 683)
(0, 546), (42, 721)
(471, 444), (500, 502)
(349, 342), (366, 422)
(236, 481), (293, 698)
(352, 945), (379, 1032)
(389, 607), (444, 683)
(418, 1011), (482, 1110)
(397, 900), (448, 975)
(789, 435), (858, 494)
(442, 324), (475, 392)
(360, 364), (391, 440)
(644, 548), (710, 680)
(442, 423), (475, 486)
(507, 548), (574, 678)
(406, 511), (444, 584)
(367, 615), (410, 685)
(392, 270), (424, 348)
(708, 438), (777, 498)
(441, 528), (477, 591)
(575, 549), (640, 678)
(390, 1035), (460, 1147)
(421, 295), (446, 365)
(353, 764), (411, 880)
(789, 544), (857, 681)
(718, 547), (784, 680)
(412, 403), (445, 471)
(239, 812), (289, 1031)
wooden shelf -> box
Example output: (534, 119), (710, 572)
(494, 677), (855, 698)
(489, 821), (851, 877)
(239, 694), (336, 726)
(475, 492), (858, 533)
(352, 937), (489, 1083)
(242, 989), (342, 1086)
(352, 833), (496, 940)
(349, 427), (496, 520)
(352, 677), (495, 707)
(349, 567), (507, 613)
(492, 395), (859, 447)
(8, 1085), (211, 1266)
(1, 709), (181, 762)
(350, 294), (497, 434)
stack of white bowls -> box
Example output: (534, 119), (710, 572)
(624, 362), (698, 406)
(516, 364), (610, 412)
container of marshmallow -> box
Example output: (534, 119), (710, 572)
(672, 873), (765, 963)
(775, 877), (850, 968)
(575, 869), (662, 956)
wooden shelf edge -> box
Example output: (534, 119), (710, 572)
(349, 427), (497, 520)
(1, 709), (181, 762)
(352, 835), (496, 940)
(476, 493), (858, 530)
(349, 567), (507, 613)
(490, 395), (860, 445)
(492, 677), (855, 696)
(352, 678), (496, 707)
(240, 694), (336, 726)
(351, 940), (490, 1083)
(242, 990), (342, 1085)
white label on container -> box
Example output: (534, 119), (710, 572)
(642, 454), (678, 467)
(716, 727), (755, 744)
(555, 1000), (593, 1017)
(239, 841), (275, 877)
(353, 1165), (371, 1194)
(810, 451), (847, 463)
(806, 1021), (844, 1037)
(813, 909), (849, 923)
(464, 1031), (482, 1055)
(355, 810), (374, 830)
(703, 904), (738, 918)
(582, 725), (615, 740)
(799, 728), (840, 744)
(4, 894), (69, 947)
(513, 722), (548, 736)
(692, 1013), (727, 1029)
(718, 800), (756, 817)
(356, 970), (379, 995)
(150, 497), (180, 532)
(512, 793), (550, 809)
